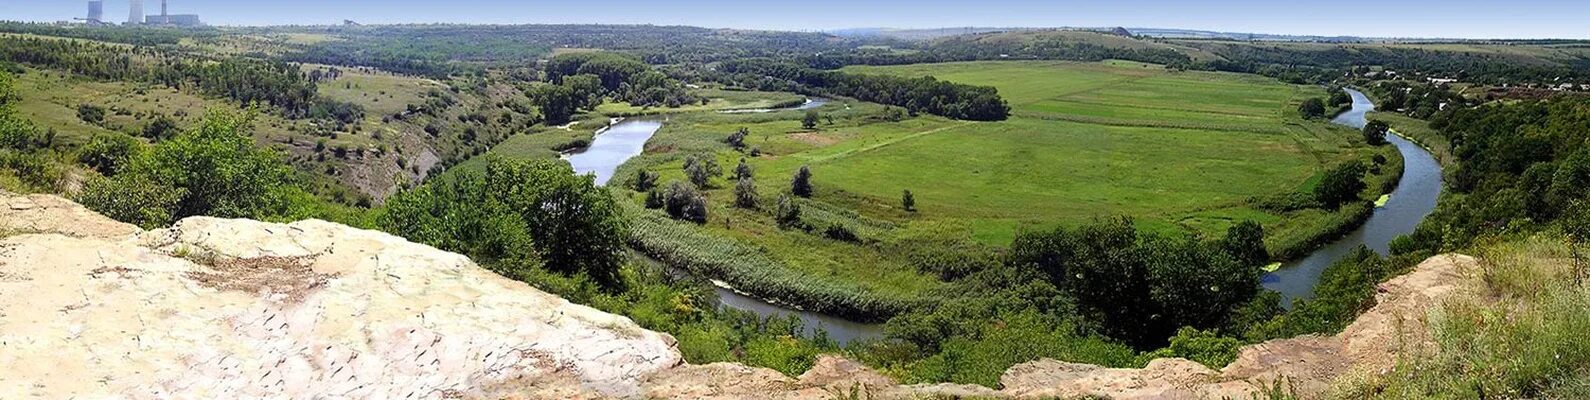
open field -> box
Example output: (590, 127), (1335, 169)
(311, 64), (442, 117)
(555, 61), (1397, 310)
(832, 61), (1388, 242)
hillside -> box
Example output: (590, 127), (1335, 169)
(0, 192), (1482, 399)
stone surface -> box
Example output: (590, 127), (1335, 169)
(0, 195), (681, 399)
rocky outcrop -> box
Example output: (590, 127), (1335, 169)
(0, 194), (681, 399)
(0, 194), (1477, 399)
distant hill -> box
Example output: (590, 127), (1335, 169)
(829, 27), (1034, 41)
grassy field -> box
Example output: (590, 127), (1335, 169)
(483, 60), (1396, 315)
(311, 64), (442, 118)
(830, 61), (1385, 243)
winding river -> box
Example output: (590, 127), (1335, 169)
(566, 88), (1442, 343)
(566, 101), (885, 344)
(1261, 88), (1444, 305)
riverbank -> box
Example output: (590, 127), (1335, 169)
(1263, 88), (1444, 304)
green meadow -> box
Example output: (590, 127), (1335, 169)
(498, 60), (1397, 310)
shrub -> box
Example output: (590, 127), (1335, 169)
(141, 115), (179, 141)
(664, 181), (708, 224)
(78, 133), (143, 176)
(1362, 120), (1389, 146)
(776, 194), (801, 228)
(75, 175), (185, 229)
(724, 127), (749, 149)
(901, 189), (916, 212)
(76, 103), (106, 124)
(1314, 161), (1367, 209)
(791, 165), (813, 197)
(734, 176), (758, 209)
(632, 169), (659, 192)
(1298, 98), (1326, 119)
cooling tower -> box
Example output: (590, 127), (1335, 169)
(87, 1), (104, 22)
(128, 0), (144, 24)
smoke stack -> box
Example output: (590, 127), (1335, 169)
(128, 0), (143, 24)
(87, 1), (104, 23)
(161, 0), (168, 17)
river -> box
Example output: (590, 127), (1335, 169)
(1261, 88), (1444, 306)
(564, 119), (665, 186)
(568, 88), (1441, 343)
(565, 102), (885, 345)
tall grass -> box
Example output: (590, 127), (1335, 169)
(1339, 234), (1590, 398)
(620, 199), (916, 321)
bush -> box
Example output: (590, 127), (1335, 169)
(791, 165), (813, 197)
(141, 115), (179, 141)
(75, 175), (184, 229)
(1314, 161), (1367, 209)
(1298, 98), (1326, 119)
(77, 133), (143, 176)
(381, 156), (629, 290)
(76, 103), (106, 124)
(1138, 327), (1244, 369)
(733, 176), (758, 209)
(663, 181), (708, 224)
(776, 194), (801, 228)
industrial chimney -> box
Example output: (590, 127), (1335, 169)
(161, 0), (168, 18)
(87, 1), (104, 23)
(128, 0), (144, 24)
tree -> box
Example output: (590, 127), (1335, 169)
(902, 189), (916, 212)
(684, 155), (720, 188)
(734, 158), (754, 180)
(664, 181), (708, 223)
(1298, 98), (1326, 119)
(142, 115), (179, 141)
(725, 127), (750, 149)
(802, 110), (820, 130)
(734, 176), (758, 209)
(380, 156), (629, 291)
(644, 188), (665, 209)
(791, 165), (813, 198)
(1314, 161), (1367, 209)
(1221, 221), (1268, 268)
(77, 103), (106, 124)
(1328, 89), (1352, 108)
(77, 132), (142, 176)
(526, 84), (579, 124)
(632, 169), (659, 192)
(1362, 120), (1389, 146)
(776, 194), (801, 228)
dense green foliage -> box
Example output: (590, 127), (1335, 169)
(0, 35), (328, 118)
(76, 110), (298, 227)
(1298, 97), (1326, 119)
(716, 58), (1010, 121)
(1314, 161), (1368, 209)
(381, 157), (628, 289)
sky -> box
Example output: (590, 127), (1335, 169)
(7, 0), (1590, 39)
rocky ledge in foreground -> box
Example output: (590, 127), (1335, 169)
(0, 194), (1476, 399)
(0, 194), (681, 399)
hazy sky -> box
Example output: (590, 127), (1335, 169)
(8, 0), (1589, 39)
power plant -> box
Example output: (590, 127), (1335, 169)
(127, 0), (143, 25)
(90, 0), (203, 27)
(86, 1), (104, 23)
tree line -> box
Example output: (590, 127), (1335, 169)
(0, 35), (335, 119)
(717, 58), (1010, 121)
